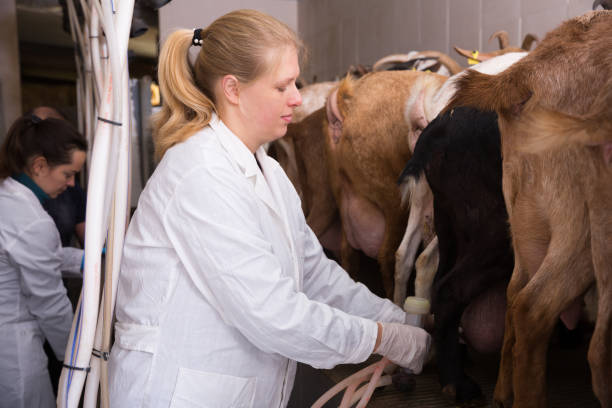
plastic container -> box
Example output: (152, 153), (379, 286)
(403, 296), (430, 328)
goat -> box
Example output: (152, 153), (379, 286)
(447, 10), (612, 407)
(399, 107), (514, 405)
(325, 70), (448, 298)
(268, 108), (341, 256)
(394, 51), (527, 305)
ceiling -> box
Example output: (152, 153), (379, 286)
(16, 1), (158, 58)
(16, 0), (158, 81)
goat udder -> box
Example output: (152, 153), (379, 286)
(341, 191), (385, 259)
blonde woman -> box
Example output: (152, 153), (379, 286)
(109, 9), (430, 407)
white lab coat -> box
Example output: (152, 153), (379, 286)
(0, 177), (82, 408)
(109, 114), (405, 408)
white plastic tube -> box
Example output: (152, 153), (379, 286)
(57, 0), (134, 406)
(82, 62), (131, 408)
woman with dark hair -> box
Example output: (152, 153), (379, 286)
(0, 115), (88, 408)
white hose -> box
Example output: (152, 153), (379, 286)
(90, 7), (103, 108)
(82, 62), (132, 408)
(57, 0), (135, 406)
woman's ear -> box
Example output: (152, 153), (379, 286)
(221, 74), (240, 105)
(29, 155), (48, 177)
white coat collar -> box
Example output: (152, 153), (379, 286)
(208, 114), (301, 288)
(4, 177), (42, 209)
(209, 114), (282, 221)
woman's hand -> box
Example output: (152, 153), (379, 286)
(373, 322), (431, 374)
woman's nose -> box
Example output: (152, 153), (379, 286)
(67, 176), (75, 187)
(289, 85), (302, 107)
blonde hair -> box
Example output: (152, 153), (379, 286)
(153, 9), (302, 160)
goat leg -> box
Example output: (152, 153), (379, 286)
(587, 180), (612, 408)
(511, 237), (593, 408)
(493, 265), (523, 408)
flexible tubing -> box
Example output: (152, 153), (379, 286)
(350, 374), (393, 406)
(57, 82), (112, 408)
(355, 358), (388, 408)
(58, 10), (115, 408)
(102, 66), (133, 408)
(339, 379), (363, 408)
(58, 1), (135, 405)
(57, 1), (104, 405)
(311, 359), (384, 408)
(90, 6), (103, 108)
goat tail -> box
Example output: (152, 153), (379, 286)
(336, 73), (357, 118)
(516, 107), (611, 153)
(399, 172), (418, 208)
(445, 69), (531, 115)
(517, 78), (612, 154)
(398, 157), (426, 208)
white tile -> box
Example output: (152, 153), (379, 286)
(568, 0), (597, 17)
(481, 0), (521, 51)
(421, 0), (450, 54)
(521, 0), (566, 16)
(450, 0), (481, 55)
(357, 4), (390, 65)
(326, 23), (343, 79)
(482, 0), (520, 24)
(340, 16), (359, 74)
(522, 6), (568, 42)
(391, 0), (421, 52)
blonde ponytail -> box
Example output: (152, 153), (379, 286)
(153, 10), (302, 161)
(152, 29), (215, 160)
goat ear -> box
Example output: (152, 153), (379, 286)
(406, 89), (429, 152)
(326, 88), (343, 144)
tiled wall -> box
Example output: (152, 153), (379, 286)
(160, 0), (298, 44)
(298, 0), (595, 83)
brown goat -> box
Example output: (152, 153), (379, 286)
(325, 70), (448, 297)
(268, 108), (341, 254)
(447, 10), (612, 408)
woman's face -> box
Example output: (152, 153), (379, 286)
(237, 46), (302, 148)
(31, 149), (87, 198)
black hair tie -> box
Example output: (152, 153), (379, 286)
(192, 28), (203, 47)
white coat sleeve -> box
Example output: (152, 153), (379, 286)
(8, 218), (74, 360)
(60, 247), (84, 278)
(163, 164), (377, 369)
(299, 219), (406, 324)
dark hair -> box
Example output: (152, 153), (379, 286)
(0, 115), (88, 179)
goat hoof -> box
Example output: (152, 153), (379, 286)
(441, 384), (457, 400)
(442, 376), (484, 407)
(391, 370), (417, 393)
(493, 399), (511, 408)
